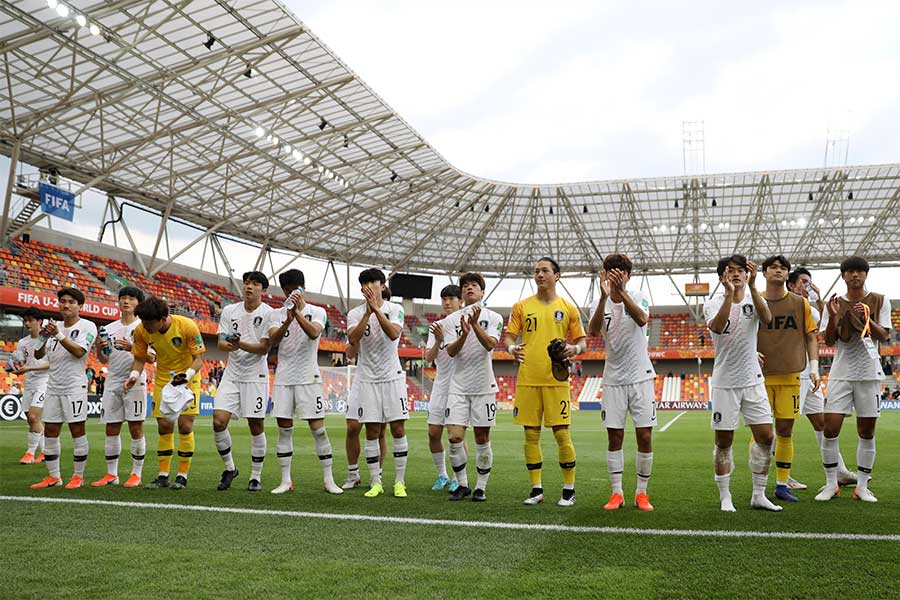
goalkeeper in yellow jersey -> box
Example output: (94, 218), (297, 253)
(125, 296), (206, 490)
(504, 257), (586, 506)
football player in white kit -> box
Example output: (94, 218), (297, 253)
(704, 255), (781, 512)
(786, 268), (855, 489)
(425, 284), (462, 492)
(815, 256), (892, 503)
(31, 288), (98, 489)
(345, 268), (410, 498)
(264, 269), (342, 495)
(588, 254), (657, 512)
(11, 308), (49, 464)
(91, 286), (148, 488)
(213, 271), (274, 492)
(444, 273), (504, 502)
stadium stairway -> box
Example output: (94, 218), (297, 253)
(648, 315), (664, 348)
(661, 376), (682, 403)
(576, 376), (602, 404)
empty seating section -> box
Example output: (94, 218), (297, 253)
(1, 240), (111, 301)
(657, 313), (712, 349)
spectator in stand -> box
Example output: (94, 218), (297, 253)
(892, 387), (900, 400)
(86, 366), (95, 384)
(94, 373), (105, 397)
(0, 263), (7, 286)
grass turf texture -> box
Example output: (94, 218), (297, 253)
(2, 411), (900, 599)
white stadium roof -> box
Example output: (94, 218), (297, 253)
(1, 0), (899, 277)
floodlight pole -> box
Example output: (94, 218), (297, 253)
(1, 138), (21, 240)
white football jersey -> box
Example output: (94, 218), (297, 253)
(593, 290), (655, 385)
(703, 293), (764, 389)
(103, 318), (145, 388)
(426, 318), (455, 399)
(16, 334), (49, 391)
(219, 302), (273, 384)
(443, 305), (503, 395)
(267, 303), (327, 386)
(347, 300), (404, 383)
(821, 295), (891, 381)
(45, 318), (98, 394)
(800, 304), (821, 381)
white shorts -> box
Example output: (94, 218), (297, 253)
(710, 383), (772, 430)
(43, 388), (89, 424)
(272, 383), (326, 420)
(21, 387), (47, 411)
(345, 378), (409, 424)
(824, 380), (881, 418)
(215, 379), (269, 419)
(427, 379), (451, 426)
(602, 379), (657, 429)
(799, 377), (825, 415)
(446, 392), (497, 428)
(101, 385), (147, 423)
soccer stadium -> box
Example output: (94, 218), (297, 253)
(2, 1), (900, 598)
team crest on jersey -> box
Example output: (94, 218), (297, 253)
(479, 319), (488, 329)
(171, 336), (183, 347)
(553, 310), (564, 322)
(742, 304), (754, 317)
(253, 316), (263, 327)
(70, 330), (79, 339)
(713, 411), (722, 424)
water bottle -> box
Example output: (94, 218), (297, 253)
(99, 326), (112, 356)
(806, 285), (818, 303)
(284, 287), (303, 311)
(36, 332), (48, 351)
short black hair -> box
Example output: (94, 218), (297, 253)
(118, 286), (145, 303)
(57, 287), (85, 305)
(787, 267), (812, 286)
(242, 271), (269, 289)
(21, 307), (43, 321)
(762, 255), (791, 272)
(381, 286), (392, 300)
(536, 257), (560, 274)
(278, 269), (305, 291)
(716, 254), (748, 277)
(603, 253), (633, 274)
(359, 268), (386, 285)
(440, 284), (462, 299)
(840, 255), (869, 273)
(135, 296), (169, 322)
(459, 272), (486, 291)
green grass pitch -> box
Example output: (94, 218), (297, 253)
(2, 410), (899, 599)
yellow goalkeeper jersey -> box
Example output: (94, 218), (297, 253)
(507, 295), (585, 387)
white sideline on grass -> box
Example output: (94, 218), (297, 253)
(658, 410), (688, 433)
(2, 495), (899, 542)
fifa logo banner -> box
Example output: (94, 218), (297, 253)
(39, 182), (75, 222)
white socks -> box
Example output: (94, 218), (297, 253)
(432, 451), (448, 479)
(636, 452), (653, 494)
(821, 435), (839, 488)
(277, 427), (293, 485)
(130, 437), (146, 477)
(365, 438), (381, 485)
(475, 442), (493, 491)
(312, 427), (335, 484)
(449, 441), (468, 487)
(250, 432), (266, 481)
(607, 449), (624, 495)
(72, 435), (89, 478)
(857, 437), (876, 491)
(392, 436), (408, 484)
(214, 429), (235, 471)
(105, 435), (121, 476)
(44, 436), (61, 479)
(27, 431), (42, 454)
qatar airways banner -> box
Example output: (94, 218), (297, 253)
(0, 287), (120, 319)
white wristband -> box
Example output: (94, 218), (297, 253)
(809, 360), (819, 373)
(54, 332), (65, 341)
(506, 344), (516, 354)
(185, 368), (197, 381)
(129, 370), (140, 380)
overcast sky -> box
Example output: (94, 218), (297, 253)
(3, 0), (899, 306)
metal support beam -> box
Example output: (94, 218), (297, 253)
(328, 260), (347, 313)
(1, 137), (20, 239)
(212, 234), (240, 294)
(149, 222), (226, 277)
(111, 200), (149, 275)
